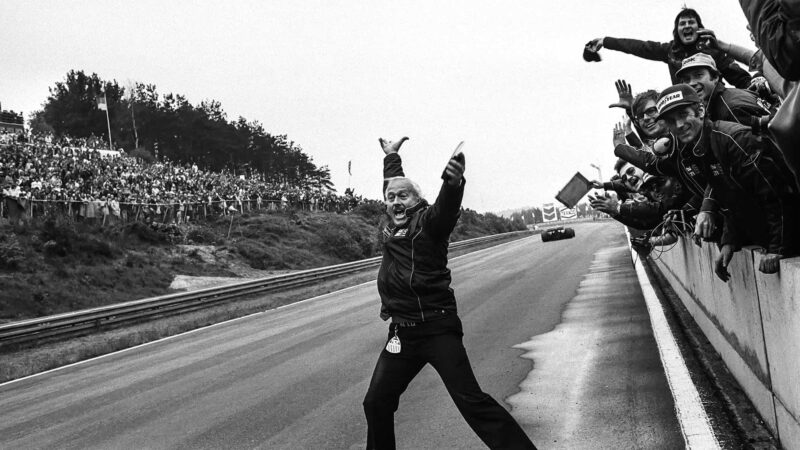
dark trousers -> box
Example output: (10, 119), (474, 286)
(363, 317), (536, 450)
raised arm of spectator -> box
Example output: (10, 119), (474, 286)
(426, 155), (466, 239)
(714, 49), (756, 89)
(739, 0), (800, 81)
(697, 28), (790, 100)
(614, 143), (663, 175)
(379, 137), (408, 191)
(591, 37), (672, 62)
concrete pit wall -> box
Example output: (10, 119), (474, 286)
(651, 239), (800, 449)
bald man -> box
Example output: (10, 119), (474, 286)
(362, 137), (536, 450)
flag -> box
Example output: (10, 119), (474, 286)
(348, 160), (352, 176)
(97, 95), (107, 111)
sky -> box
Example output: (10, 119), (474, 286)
(1, 1), (754, 214)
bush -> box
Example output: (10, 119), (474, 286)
(124, 222), (167, 244)
(233, 239), (284, 269)
(186, 227), (218, 244)
(316, 227), (365, 261)
(351, 200), (385, 225)
(39, 219), (74, 255)
(0, 234), (25, 270)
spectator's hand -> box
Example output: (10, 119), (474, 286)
(590, 180), (603, 189)
(747, 76), (772, 97)
(714, 244), (735, 282)
(587, 38), (604, 51)
(759, 252), (783, 274)
(693, 211), (716, 240)
(378, 137), (409, 155)
(608, 79), (633, 110)
(613, 122), (626, 147)
(623, 115), (633, 135)
(696, 29), (718, 51)
(443, 155), (465, 186)
(631, 234), (653, 256)
(589, 193), (618, 215)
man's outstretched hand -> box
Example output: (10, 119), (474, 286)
(379, 137), (409, 155)
(443, 156), (465, 186)
(609, 79), (633, 110)
(589, 192), (618, 216)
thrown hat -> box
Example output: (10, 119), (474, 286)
(582, 42), (601, 62)
(655, 84), (702, 120)
(675, 53), (718, 78)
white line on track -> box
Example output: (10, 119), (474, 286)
(627, 232), (720, 449)
(0, 234), (536, 388)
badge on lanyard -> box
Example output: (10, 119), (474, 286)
(386, 329), (401, 354)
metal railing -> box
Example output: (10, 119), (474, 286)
(0, 231), (532, 346)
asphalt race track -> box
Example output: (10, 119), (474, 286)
(0, 221), (684, 449)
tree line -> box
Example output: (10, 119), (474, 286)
(29, 70), (333, 190)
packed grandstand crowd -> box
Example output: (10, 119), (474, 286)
(0, 130), (370, 225)
(583, 4), (800, 281)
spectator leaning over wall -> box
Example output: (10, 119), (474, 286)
(675, 53), (774, 132)
(655, 83), (800, 279)
(585, 8), (753, 88)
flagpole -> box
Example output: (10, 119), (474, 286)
(104, 92), (113, 151)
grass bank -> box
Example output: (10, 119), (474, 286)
(0, 204), (528, 381)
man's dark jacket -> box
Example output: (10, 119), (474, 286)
(705, 82), (772, 132)
(603, 37), (752, 88)
(377, 153), (464, 323)
(618, 121), (799, 254)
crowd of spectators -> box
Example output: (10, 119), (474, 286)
(584, 3), (800, 281)
(0, 132), (369, 226)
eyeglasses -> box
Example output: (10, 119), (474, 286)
(636, 107), (658, 121)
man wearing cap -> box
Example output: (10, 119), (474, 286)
(590, 158), (685, 231)
(654, 83), (800, 277)
(676, 53), (773, 133)
(584, 8), (752, 88)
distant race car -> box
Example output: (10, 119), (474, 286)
(541, 226), (575, 242)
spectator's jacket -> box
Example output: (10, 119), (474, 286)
(694, 121), (799, 254)
(616, 120), (799, 253)
(740, 0), (800, 81)
(612, 201), (666, 230)
(602, 177), (693, 231)
(614, 143), (705, 215)
(604, 37), (752, 88)
(377, 153), (464, 323)
(705, 82), (773, 133)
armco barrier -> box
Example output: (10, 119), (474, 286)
(0, 230), (532, 347)
(650, 239), (800, 449)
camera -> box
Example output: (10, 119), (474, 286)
(696, 36), (712, 51)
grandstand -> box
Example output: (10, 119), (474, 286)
(0, 103), (24, 135)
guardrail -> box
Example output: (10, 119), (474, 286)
(0, 231), (532, 347)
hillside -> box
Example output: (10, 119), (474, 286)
(0, 203), (525, 322)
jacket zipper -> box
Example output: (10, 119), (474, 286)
(409, 228), (425, 321)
